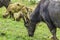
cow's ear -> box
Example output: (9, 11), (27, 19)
(17, 4), (20, 6)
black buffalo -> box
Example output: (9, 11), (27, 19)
(0, 0), (11, 8)
(25, 0), (60, 40)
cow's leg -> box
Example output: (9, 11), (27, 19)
(46, 22), (58, 40)
(15, 17), (21, 21)
(9, 11), (14, 18)
(10, 13), (14, 18)
(3, 13), (9, 18)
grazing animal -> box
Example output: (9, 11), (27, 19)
(0, 0), (11, 8)
(21, 6), (33, 20)
(14, 6), (33, 22)
(3, 3), (33, 22)
(20, 7), (33, 26)
(25, 0), (60, 40)
(13, 11), (24, 21)
(3, 2), (24, 18)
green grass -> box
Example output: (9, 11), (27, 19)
(0, 0), (60, 40)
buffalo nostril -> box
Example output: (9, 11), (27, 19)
(28, 33), (34, 37)
(29, 34), (34, 37)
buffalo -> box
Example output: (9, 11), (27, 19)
(25, 0), (60, 40)
(0, 0), (11, 8)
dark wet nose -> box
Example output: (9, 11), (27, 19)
(29, 34), (33, 37)
(28, 33), (34, 37)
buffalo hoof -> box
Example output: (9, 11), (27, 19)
(49, 36), (59, 40)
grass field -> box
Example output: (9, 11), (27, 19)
(0, 0), (60, 40)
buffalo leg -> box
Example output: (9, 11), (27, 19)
(42, 12), (58, 40)
(47, 22), (58, 40)
(44, 16), (58, 40)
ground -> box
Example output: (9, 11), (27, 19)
(0, 0), (60, 40)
